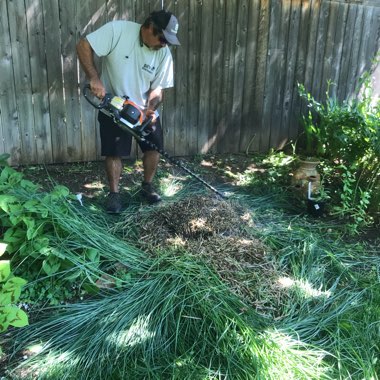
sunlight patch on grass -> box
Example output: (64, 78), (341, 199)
(259, 329), (329, 379)
(26, 344), (44, 354)
(200, 159), (218, 168)
(236, 166), (265, 186)
(278, 276), (331, 299)
(166, 236), (187, 247)
(27, 350), (80, 378)
(84, 180), (105, 190)
(161, 177), (184, 197)
(106, 315), (156, 348)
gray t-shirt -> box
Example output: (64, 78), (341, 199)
(86, 20), (174, 110)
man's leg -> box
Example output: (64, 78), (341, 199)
(99, 111), (133, 213)
(105, 156), (123, 213)
(138, 117), (163, 203)
(105, 156), (122, 192)
(142, 150), (159, 183)
(141, 150), (161, 203)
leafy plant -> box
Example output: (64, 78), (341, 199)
(298, 74), (380, 230)
(0, 165), (98, 304)
(0, 243), (28, 356)
(331, 164), (373, 234)
(298, 77), (379, 164)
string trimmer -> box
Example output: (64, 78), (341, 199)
(83, 85), (226, 198)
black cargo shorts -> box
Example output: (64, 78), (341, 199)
(98, 111), (163, 156)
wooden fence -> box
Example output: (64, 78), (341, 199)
(1, 0), (379, 165)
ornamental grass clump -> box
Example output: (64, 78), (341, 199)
(240, 194), (380, 378)
(9, 254), (331, 380)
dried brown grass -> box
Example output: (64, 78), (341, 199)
(113, 196), (289, 317)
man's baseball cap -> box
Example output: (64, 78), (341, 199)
(151, 10), (180, 46)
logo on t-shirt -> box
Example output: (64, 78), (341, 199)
(142, 63), (155, 74)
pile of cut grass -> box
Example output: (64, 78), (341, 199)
(111, 195), (290, 318)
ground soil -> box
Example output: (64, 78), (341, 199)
(16, 154), (380, 237)
(17, 154), (260, 200)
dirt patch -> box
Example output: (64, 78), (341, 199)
(17, 154), (261, 197)
(19, 161), (111, 198)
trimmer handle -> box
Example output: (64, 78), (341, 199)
(83, 84), (112, 109)
(136, 116), (154, 136)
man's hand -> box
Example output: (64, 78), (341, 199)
(145, 109), (158, 123)
(89, 77), (106, 99)
(146, 87), (163, 126)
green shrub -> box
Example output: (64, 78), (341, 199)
(298, 75), (380, 232)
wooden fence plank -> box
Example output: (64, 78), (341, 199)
(8, 0), (37, 164)
(42, 0), (67, 163)
(106, 0), (117, 21)
(303, 0), (321, 93)
(328, 2), (349, 96)
(289, 0), (312, 142)
(77, 0), (107, 161)
(281, 0), (302, 147)
(261, 0), (282, 151)
(356, 6), (377, 82)
(216, 0), (237, 153)
(252, 0), (270, 152)
(337, 3), (358, 100)
(344, 4), (364, 99)
(320, 1), (339, 97)
(311, 0), (331, 101)
(187, 0), (202, 155)
(161, 0), (178, 156)
(172, 0), (189, 156)
(0, 1), (21, 165)
(25, 0), (53, 164)
(197, 0), (214, 153)
(209, 0), (226, 153)
(217, 0), (238, 153)
(269, 0), (292, 149)
(224, 0), (249, 153)
(60, 0), (82, 162)
(151, 0), (164, 13)
(240, 0), (260, 153)
(121, 0), (136, 20)
(106, 0), (135, 21)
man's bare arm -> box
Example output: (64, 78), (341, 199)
(76, 38), (105, 98)
(146, 88), (163, 121)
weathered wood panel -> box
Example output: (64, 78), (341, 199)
(187, 0), (202, 155)
(209, 0), (226, 154)
(0, 0), (379, 165)
(197, 0), (214, 153)
(240, 0), (260, 153)
(281, 0), (302, 147)
(77, 0), (106, 161)
(26, 0), (53, 164)
(8, 0), (37, 164)
(42, 0), (67, 163)
(0, 0), (21, 163)
(252, 0), (271, 152)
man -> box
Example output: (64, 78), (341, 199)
(76, 10), (180, 213)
